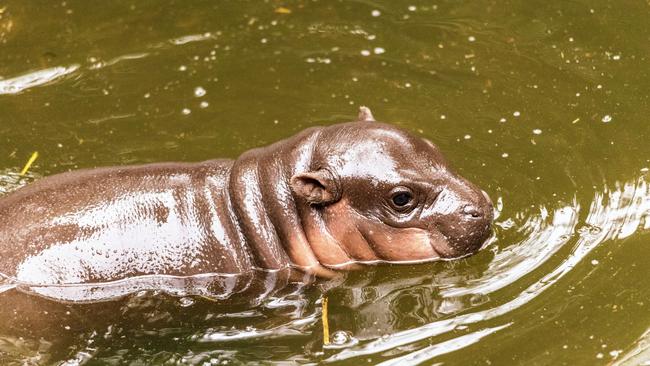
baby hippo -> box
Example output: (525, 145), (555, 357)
(0, 107), (493, 288)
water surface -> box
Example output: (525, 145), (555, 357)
(1, 1), (650, 364)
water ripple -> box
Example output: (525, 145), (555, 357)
(0, 30), (214, 96)
(377, 323), (512, 366)
(0, 65), (80, 95)
(441, 201), (580, 298)
(324, 175), (650, 363)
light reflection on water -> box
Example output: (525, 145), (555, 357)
(0, 30), (217, 97)
(0, 168), (34, 195)
(1, 171), (650, 364)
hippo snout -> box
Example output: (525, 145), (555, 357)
(463, 190), (494, 219)
(431, 183), (494, 258)
(462, 204), (484, 219)
(460, 189), (494, 253)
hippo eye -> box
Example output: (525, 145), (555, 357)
(389, 187), (416, 211)
(392, 192), (412, 207)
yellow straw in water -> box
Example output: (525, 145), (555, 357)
(20, 151), (39, 176)
(322, 296), (330, 345)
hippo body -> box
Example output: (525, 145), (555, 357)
(0, 108), (493, 294)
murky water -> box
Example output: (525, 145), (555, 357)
(1, 1), (650, 364)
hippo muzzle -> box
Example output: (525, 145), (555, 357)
(426, 181), (494, 258)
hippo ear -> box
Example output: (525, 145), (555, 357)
(358, 106), (375, 122)
(290, 169), (341, 205)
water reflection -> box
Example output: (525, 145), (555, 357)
(0, 29), (217, 96)
(0, 65), (79, 95)
(0, 276), (323, 365)
(614, 327), (650, 365)
(8, 269), (294, 304)
(0, 168), (34, 195)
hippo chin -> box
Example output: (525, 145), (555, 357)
(0, 107), (493, 288)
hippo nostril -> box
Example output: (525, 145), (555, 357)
(462, 205), (482, 218)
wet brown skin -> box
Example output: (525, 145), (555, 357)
(0, 108), (493, 288)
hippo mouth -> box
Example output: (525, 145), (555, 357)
(426, 231), (456, 259)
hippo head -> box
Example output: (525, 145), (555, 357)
(290, 108), (493, 269)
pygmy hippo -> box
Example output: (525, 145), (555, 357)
(0, 107), (493, 289)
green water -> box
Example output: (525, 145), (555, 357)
(1, 0), (650, 364)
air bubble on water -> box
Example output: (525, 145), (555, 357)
(464, 134), (471, 140)
(499, 117), (507, 123)
(179, 297), (195, 307)
(513, 111), (521, 117)
(331, 331), (350, 345)
(178, 65), (187, 71)
(182, 108), (191, 115)
(194, 86), (206, 97)
(200, 101), (209, 108)
(533, 129), (542, 135)
(468, 36), (476, 42)
(641, 167), (649, 172)
(360, 50), (371, 56)
(404, 82), (412, 88)
(601, 115), (612, 123)
(440, 115), (446, 120)
(408, 5), (416, 11)
(591, 259), (599, 265)
(501, 153), (509, 158)
(371, 9), (381, 17)
(374, 47), (385, 54)
(324, 330), (359, 349)
(596, 353), (604, 359)
(612, 54), (621, 60)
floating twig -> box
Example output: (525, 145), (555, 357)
(322, 296), (330, 345)
(20, 151), (38, 176)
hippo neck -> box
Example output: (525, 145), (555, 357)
(227, 127), (338, 277)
